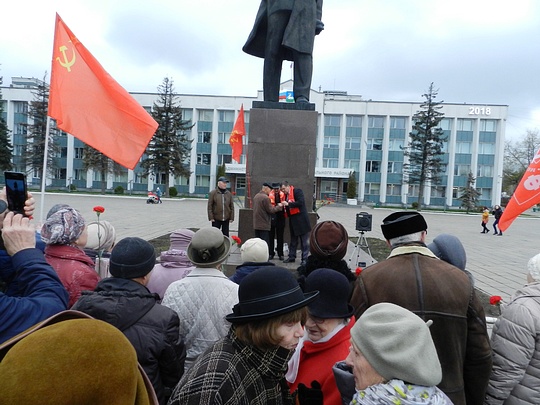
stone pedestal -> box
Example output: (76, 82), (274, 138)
(238, 104), (318, 244)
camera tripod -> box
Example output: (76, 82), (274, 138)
(348, 231), (372, 268)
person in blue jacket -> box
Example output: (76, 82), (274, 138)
(0, 209), (68, 344)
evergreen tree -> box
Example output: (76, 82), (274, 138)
(0, 76), (13, 171)
(23, 74), (58, 178)
(346, 171), (357, 199)
(140, 77), (192, 197)
(459, 172), (481, 213)
(403, 83), (447, 209)
(82, 146), (125, 194)
(217, 163), (227, 180)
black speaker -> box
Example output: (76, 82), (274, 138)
(356, 212), (372, 232)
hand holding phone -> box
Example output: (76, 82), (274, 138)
(4, 172), (28, 215)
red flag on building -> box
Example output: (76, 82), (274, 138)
(498, 148), (540, 231)
(48, 13), (158, 170)
(229, 104), (245, 163)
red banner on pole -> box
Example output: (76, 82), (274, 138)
(229, 104), (245, 163)
(498, 148), (540, 231)
(48, 13), (158, 170)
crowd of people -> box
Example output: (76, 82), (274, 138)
(1, 184), (539, 405)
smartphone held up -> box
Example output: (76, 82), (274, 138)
(4, 172), (27, 215)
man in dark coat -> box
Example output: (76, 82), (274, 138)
(243, 0), (324, 103)
(281, 181), (311, 265)
(72, 237), (186, 405)
(349, 212), (492, 405)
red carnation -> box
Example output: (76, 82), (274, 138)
(93, 206), (105, 214)
(355, 267), (362, 276)
(231, 235), (242, 245)
(489, 295), (502, 306)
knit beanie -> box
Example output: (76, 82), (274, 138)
(309, 221), (348, 261)
(427, 233), (467, 271)
(350, 302), (442, 386)
(240, 238), (269, 263)
(85, 220), (116, 251)
(110, 237), (156, 279)
(169, 229), (195, 251)
(41, 207), (86, 245)
(527, 253), (540, 282)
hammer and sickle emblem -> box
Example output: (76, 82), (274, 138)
(56, 43), (76, 72)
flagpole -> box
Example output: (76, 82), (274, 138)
(39, 116), (51, 223)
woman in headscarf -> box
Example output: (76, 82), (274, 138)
(41, 206), (98, 307)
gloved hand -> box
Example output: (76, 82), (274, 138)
(295, 380), (323, 405)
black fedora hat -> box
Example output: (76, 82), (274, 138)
(226, 267), (319, 323)
(305, 268), (354, 319)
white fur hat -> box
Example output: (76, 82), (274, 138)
(527, 253), (540, 282)
(240, 238), (269, 263)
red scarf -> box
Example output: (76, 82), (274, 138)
(269, 190), (285, 206)
(285, 186), (300, 217)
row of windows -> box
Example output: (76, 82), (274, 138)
(363, 184), (492, 200)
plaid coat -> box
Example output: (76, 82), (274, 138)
(168, 327), (294, 405)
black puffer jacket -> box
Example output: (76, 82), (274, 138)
(72, 278), (185, 404)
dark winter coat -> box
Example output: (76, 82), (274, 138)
(284, 187), (311, 236)
(229, 261), (276, 284)
(350, 245), (492, 405)
(243, 0), (323, 59)
(72, 278), (185, 405)
(0, 248), (68, 344)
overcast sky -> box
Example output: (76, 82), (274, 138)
(2, 0), (539, 140)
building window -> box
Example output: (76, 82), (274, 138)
(454, 164), (471, 176)
(388, 139), (404, 151)
(196, 175), (210, 187)
(236, 176), (246, 190)
(198, 131), (211, 143)
(457, 119), (473, 131)
(480, 120), (497, 132)
(479, 188), (492, 200)
(367, 138), (383, 150)
(218, 132), (231, 144)
(365, 183), (380, 195)
(455, 142), (471, 153)
(218, 154), (232, 165)
(198, 109), (213, 121)
(386, 184), (401, 196)
(387, 161), (402, 173)
(345, 159), (360, 169)
(321, 180), (338, 193)
(74, 148), (84, 159)
(323, 158), (338, 168)
(390, 117), (406, 129)
(323, 136), (340, 149)
(366, 161), (380, 173)
(440, 119), (452, 131)
(408, 185), (419, 197)
(14, 101), (28, 114)
(134, 172), (147, 184)
(197, 153), (211, 165)
(477, 165), (493, 177)
(74, 169), (86, 181)
(431, 186), (446, 198)
(368, 116), (384, 128)
(478, 142), (495, 154)
(54, 168), (67, 180)
(218, 110), (234, 122)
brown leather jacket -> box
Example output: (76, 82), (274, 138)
(350, 245), (492, 405)
(207, 188), (234, 222)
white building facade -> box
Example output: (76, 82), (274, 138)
(1, 77), (507, 208)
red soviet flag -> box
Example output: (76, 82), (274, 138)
(498, 148), (540, 231)
(229, 104), (245, 163)
(48, 13), (158, 170)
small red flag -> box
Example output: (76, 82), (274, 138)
(498, 148), (540, 231)
(48, 14), (158, 170)
(229, 104), (245, 163)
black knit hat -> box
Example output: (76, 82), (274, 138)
(226, 267), (319, 323)
(109, 237), (156, 279)
(381, 212), (428, 240)
(305, 268), (354, 319)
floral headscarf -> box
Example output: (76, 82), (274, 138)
(41, 207), (85, 245)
